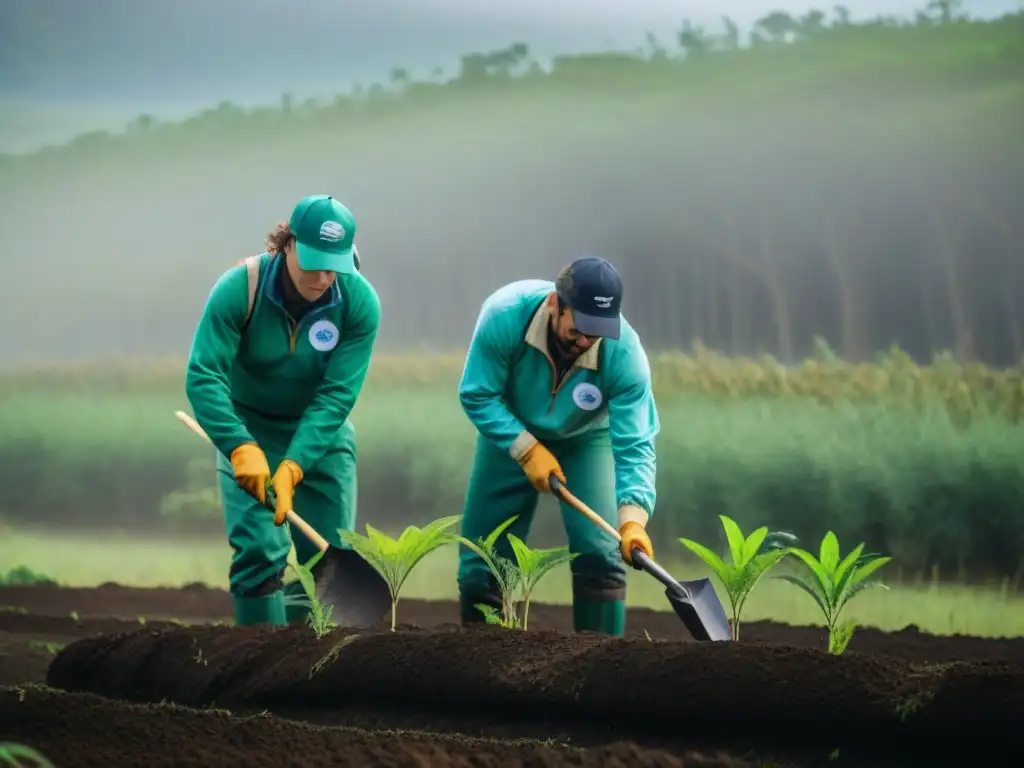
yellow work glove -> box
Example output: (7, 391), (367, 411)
(517, 441), (566, 493)
(229, 443), (272, 504)
(270, 460), (303, 526)
(619, 520), (654, 565)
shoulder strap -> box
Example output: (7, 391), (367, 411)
(242, 255), (260, 329)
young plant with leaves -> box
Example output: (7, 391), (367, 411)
(337, 514), (465, 631)
(459, 515), (523, 628)
(679, 515), (792, 640)
(507, 533), (578, 630)
(461, 516), (580, 630)
(284, 550), (336, 638)
(775, 531), (891, 654)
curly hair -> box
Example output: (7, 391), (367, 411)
(265, 222), (294, 256)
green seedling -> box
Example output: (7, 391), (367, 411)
(461, 516), (577, 630)
(337, 514), (466, 631)
(776, 530), (891, 654)
(507, 534), (577, 630)
(460, 515), (523, 628)
(679, 515), (791, 640)
(284, 550), (336, 638)
(0, 742), (56, 767)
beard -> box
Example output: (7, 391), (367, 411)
(553, 334), (583, 357)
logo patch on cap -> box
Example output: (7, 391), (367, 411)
(593, 296), (613, 309)
(319, 221), (344, 242)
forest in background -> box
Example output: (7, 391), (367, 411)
(0, 2), (1020, 366)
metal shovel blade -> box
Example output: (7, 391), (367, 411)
(631, 551), (733, 642)
(310, 546), (392, 630)
(662, 576), (734, 642)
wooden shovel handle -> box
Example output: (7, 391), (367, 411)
(548, 475), (622, 542)
(173, 410), (329, 552)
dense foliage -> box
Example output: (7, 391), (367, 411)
(2, 349), (1021, 585)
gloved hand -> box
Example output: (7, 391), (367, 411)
(619, 520), (653, 565)
(517, 441), (566, 493)
(229, 443), (272, 504)
(270, 459), (303, 526)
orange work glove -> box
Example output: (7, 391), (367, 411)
(517, 441), (566, 493)
(619, 520), (654, 565)
(229, 443), (272, 504)
(270, 460), (304, 526)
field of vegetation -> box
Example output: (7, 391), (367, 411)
(2, 344), (1021, 590)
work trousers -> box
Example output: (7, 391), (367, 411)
(457, 428), (628, 636)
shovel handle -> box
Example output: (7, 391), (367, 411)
(174, 410), (329, 552)
(549, 475), (690, 595)
(548, 476), (621, 541)
(549, 475), (649, 573)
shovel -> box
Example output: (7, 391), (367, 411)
(173, 410), (391, 630)
(549, 476), (733, 642)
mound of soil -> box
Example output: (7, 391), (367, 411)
(4, 583), (1023, 665)
(46, 623), (1024, 762)
(0, 685), (750, 768)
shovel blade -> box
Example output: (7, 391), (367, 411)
(664, 577), (733, 642)
(311, 546), (391, 630)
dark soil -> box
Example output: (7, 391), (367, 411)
(45, 621), (1024, 764)
(0, 685), (750, 767)
(0, 608), (202, 687)
(3, 583), (1022, 767)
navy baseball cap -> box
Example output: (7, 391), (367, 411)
(555, 256), (624, 340)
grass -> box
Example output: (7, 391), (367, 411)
(3, 384), (1022, 581)
(2, 530), (1021, 638)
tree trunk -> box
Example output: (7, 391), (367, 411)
(930, 203), (974, 362)
(822, 210), (865, 361)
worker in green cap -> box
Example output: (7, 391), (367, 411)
(185, 194), (381, 627)
(456, 255), (659, 637)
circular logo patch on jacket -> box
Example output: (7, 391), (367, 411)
(572, 382), (603, 411)
(308, 320), (340, 352)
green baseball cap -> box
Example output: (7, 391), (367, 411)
(288, 195), (357, 273)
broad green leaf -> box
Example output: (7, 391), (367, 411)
(848, 556), (892, 588)
(834, 556), (892, 611)
(775, 574), (831, 621)
(741, 526), (769, 567)
(720, 515), (746, 566)
(679, 538), (731, 580)
(304, 549), (326, 571)
(482, 515), (519, 550)
(819, 531), (840, 576)
(786, 547), (834, 606)
(508, 534), (536, 572)
(833, 542), (865, 592)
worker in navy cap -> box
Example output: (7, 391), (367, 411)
(455, 255), (660, 636)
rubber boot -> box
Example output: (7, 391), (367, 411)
(573, 596), (625, 637)
(232, 591), (287, 627)
(283, 581), (312, 626)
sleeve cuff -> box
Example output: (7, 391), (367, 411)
(618, 504), (650, 529)
(509, 430), (538, 462)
